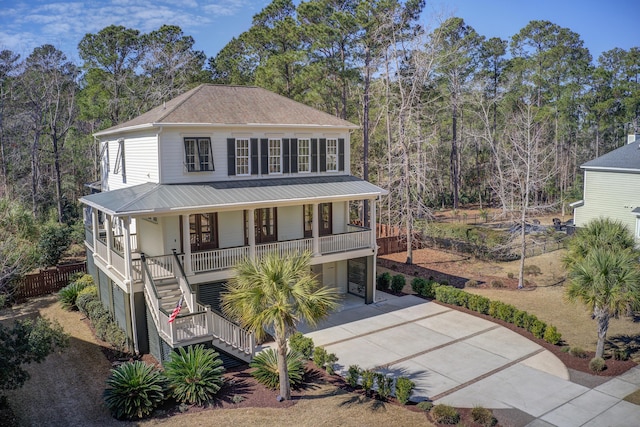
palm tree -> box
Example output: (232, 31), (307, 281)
(566, 247), (640, 358)
(563, 217), (635, 269)
(221, 251), (339, 400)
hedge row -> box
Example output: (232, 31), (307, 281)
(434, 285), (562, 345)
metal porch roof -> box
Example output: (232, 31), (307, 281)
(80, 175), (387, 217)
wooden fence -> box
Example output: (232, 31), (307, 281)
(13, 262), (87, 302)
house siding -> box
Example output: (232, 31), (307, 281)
(278, 206), (304, 241)
(333, 201), (347, 233)
(574, 170), (640, 239)
(137, 218), (165, 256)
(218, 211), (244, 248)
(157, 127), (351, 184)
(105, 132), (159, 191)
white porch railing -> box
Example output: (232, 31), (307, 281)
(143, 254), (174, 280)
(191, 246), (250, 273)
(111, 251), (125, 277)
(95, 239), (109, 261)
(320, 230), (371, 254)
(85, 228), (94, 250)
(256, 238), (313, 258)
(113, 234), (138, 254)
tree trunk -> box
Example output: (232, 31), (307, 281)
(595, 308), (609, 359)
(362, 48), (370, 227)
(276, 334), (291, 400)
(451, 101), (459, 209)
(53, 136), (64, 223)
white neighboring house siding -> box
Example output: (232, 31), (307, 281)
(104, 132), (159, 191)
(218, 211), (244, 248)
(574, 170), (640, 240)
(158, 127), (352, 184)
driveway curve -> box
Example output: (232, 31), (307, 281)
(300, 294), (640, 426)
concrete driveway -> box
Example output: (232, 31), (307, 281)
(299, 293), (640, 427)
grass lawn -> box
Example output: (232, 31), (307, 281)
(457, 250), (640, 360)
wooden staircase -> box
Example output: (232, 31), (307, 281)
(155, 279), (190, 315)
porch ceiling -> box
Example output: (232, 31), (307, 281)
(80, 175), (387, 216)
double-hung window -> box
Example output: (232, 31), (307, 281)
(298, 139), (311, 173)
(184, 137), (214, 172)
(236, 138), (250, 175)
(326, 138), (338, 172)
(268, 139), (282, 174)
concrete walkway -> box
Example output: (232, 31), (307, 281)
(299, 293), (640, 427)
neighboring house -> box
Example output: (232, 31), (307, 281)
(80, 84), (387, 364)
(572, 134), (640, 242)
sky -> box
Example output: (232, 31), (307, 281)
(0, 0), (638, 65)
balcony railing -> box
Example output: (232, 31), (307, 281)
(92, 227), (373, 279)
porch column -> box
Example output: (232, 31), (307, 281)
(248, 209), (256, 260)
(122, 217), (133, 284)
(312, 203), (320, 256)
(105, 214), (113, 266)
(123, 216), (139, 354)
(181, 215), (193, 275)
(370, 198), (377, 304)
(370, 198), (377, 247)
(91, 208), (99, 252)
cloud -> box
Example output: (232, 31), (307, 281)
(202, 0), (248, 17)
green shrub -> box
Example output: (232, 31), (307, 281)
(375, 373), (393, 400)
(471, 406), (496, 426)
(613, 348), (630, 361)
(416, 401), (433, 412)
(569, 346), (588, 359)
(346, 365), (361, 388)
(411, 277), (428, 294)
(37, 222), (71, 267)
(512, 310), (527, 328)
(543, 325), (562, 345)
(289, 332), (314, 359)
(522, 313), (538, 330)
(589, 357), (606, 373)
(86, 300), (107, 321)
(390, 274), (406, 293)
(394, 376), (415, 404)
(376, 272), (391, 290)
(431, 404), (460, 424)
(58, 281), (88, 311)
(496, 303), (516, 322)
(165, 345), (225, 406)
(103, 361), (167, 420)
(250, 349), (305, 390)
(473, 295), (490, 314)
(95, 315), (112, 341)
(76, 286), (98, 316)
(529, 319), (547, 339)
(488, 300), (503, 318)
(324, 352), (338, 375)
(361, 369), (375, 395)
(73, 274), (95, 288)
(313, 346), (327, 368)
(106, 322), (128, 353)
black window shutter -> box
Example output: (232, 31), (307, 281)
(227, 138), (235, 176)
(260, 138), (269, 175)
(251, 138), (258, 175)
(338, 138), (345, 171)
(311, 138), (318, 172)
(283, 138), (290, 174)
(291, 138), (298, 173)
(319, 138), (327, 172)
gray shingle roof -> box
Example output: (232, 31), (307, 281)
(80, 175), (387, 216)
(582, 140), (640, 171)
(95, 85), (357, 136)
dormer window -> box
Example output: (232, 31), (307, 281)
(184, 137), (214, 172)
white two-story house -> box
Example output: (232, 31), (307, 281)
(80, 84), (387, 364)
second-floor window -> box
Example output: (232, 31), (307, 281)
(236, 138), (250, 175)
(184, 137), (214, 172)
(298, 139), (310, 173)
(326, 139), (338, 172)
(269, 139), (282, 174)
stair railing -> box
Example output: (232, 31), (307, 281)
(172, 249), (196, 313)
